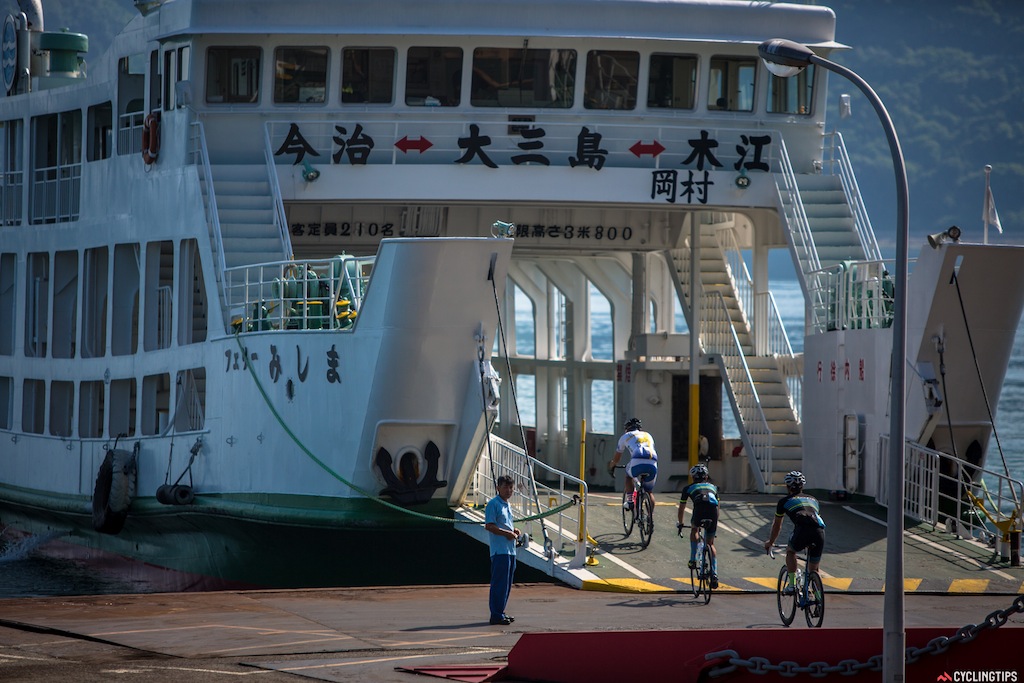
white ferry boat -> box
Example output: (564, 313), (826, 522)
(1, 0), (1021, 589)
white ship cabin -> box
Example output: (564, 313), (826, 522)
(1, 0), (873, 494)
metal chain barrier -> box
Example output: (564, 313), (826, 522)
(704, 595), (1024, 678)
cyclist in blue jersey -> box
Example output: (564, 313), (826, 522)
(677, 463), (720, 588)
(764, 470), (826, 594)
(607, 417), (659, 508)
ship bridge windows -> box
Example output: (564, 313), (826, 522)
(470, 47), (576, 108)
(405, 46), (462, 106)
(163, 45), (191, 110)
(274, 46), (328, 104)
(206, 46), (261, 103)
(584, 50), (639, 110)
(342, 47), (395, 104)
(708, 55), (757, 112)
(767, 64), (815, 115)
(648, 53), (697, 110)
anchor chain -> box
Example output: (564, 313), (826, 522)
(704, 595), (1024, 678)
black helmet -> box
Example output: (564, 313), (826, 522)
(623, 417), (642, 431)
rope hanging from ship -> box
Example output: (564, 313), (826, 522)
(141, 112), (160, 165)
(937, 269), (1021, 533)
(233, 331), (576, 525)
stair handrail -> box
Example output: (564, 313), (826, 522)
(701, 289), (774, 491)
(773, 135), (821, 277)
(823, 131), (882, 262)
(188, 121), (227, 303)
(262, 124), (294, 262)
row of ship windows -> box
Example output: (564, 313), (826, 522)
(195, 45), (815, 115)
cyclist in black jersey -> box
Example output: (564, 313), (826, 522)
(677, 463), (720, 589)
(763, 470), (826, 594)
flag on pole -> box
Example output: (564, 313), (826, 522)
(984, 185), (1002, 234)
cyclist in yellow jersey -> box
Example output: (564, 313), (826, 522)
(607, 417), (659, 508)
(764, 470), (826, 594)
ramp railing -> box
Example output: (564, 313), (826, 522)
(462, 435), (591, 572)
(878, 437), (1023, 551)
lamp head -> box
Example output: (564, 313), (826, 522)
(927, 225), (962, 249)
(758, 38), (815, 78)
(491, 220), (516, 238)
(301, 159), (320, 182)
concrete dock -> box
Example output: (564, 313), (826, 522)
(2, 493), (1022, 681)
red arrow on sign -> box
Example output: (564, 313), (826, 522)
(395, 136), (433, 154)
(629, 140), (665, 158)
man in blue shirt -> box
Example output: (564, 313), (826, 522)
(485, 475), (521, 625)
(764, 470), (826, 594)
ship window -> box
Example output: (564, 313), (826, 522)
(52, 250), (78, 358)
(87, 102), (112, 161)
(0, 252), (14, 356)
(206, 46), (261, 104)
(274, 46), (328, 104)
(29, 110), (82, 224)
(81, 246), (108, 359)
(708, 55), (757, 112)
(342, 47), (395, 104)
(648, 53), (696, 110)
(584, 50), (638, 110)
(767, 64), (815, 115)
(111, 243), (139, 357)
(405, 46), (462, 107)
(470, 48), (576, 108)
(116, 54), (145, 155)
(79, 380), (104, 438)
(0, 376), (10, 429)
(109, 377), (137, 437)
(144, 241), (173, 352)
(24, 252), (48, 358)
(22, 378), (44, 434)
(1, 119), (24, 225)
(49, 380), (73, 437)
(176, 367), (205, 431)
(141, 372), (171, 436)
(178, 238), (207, 345)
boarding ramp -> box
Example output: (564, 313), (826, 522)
(454, 435), (600, 586)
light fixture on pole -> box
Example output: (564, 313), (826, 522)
(759, 37), (910, 682)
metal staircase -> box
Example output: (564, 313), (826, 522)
(209, 164), (288, 269)
(669, 223), (802, 492)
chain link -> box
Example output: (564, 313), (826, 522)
(706, 595), (1024, 677)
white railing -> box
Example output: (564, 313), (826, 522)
(879, 437), (1023, 549)
(30, 163), (81, 223)
(117, 111), (145, 157)
(2, 170), (23, 225)
(262, 125), (294, 261)
(224, 255), (374, 333)
(464, 435), (589, 571)
(823, 131), (883, 263)
(773, 135), (820, 277)
(188, 121), (226, 292)
(806, 259), (896, 334)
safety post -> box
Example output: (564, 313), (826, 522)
(578, 419), (599, 566)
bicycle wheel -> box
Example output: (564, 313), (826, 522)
(804, 571), (825, 628)
(690, 539), (702, 598)
(637, 491), (654, 549)
(776, 565), (796, 626)
(699, 542), (713, 604)
(621, 487), (634, 537)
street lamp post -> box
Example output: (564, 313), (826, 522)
(759, 38), (909, 682)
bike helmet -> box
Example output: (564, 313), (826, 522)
(784, 470), (806, 489)
(690, 464), (709, 482)
(623, 417), (642, 432)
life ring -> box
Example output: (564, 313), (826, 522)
(141, 113), (160, 165)
(92, 449), (137, 534)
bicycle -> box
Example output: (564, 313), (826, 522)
(678, 520), (713, 604)
(769, 546), (824, 627)
(616, 466), (654, 549)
